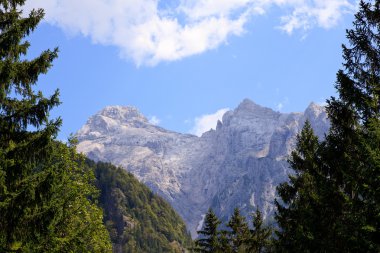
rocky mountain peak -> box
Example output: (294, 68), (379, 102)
(76, 106), (150, 139)
(221, 99), (279, 128)
(234, 99), (279, 118)
(76, 99), (330, 237)
(302, 102), (329, 139)
(99, 105), (148, 124)
(236, 98), (259, 110)
(304, 102), (325, 118)
(235, 98), (275, 115)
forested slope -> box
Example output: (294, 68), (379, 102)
(87, 160), (193, 253)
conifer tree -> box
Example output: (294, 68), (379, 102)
(275, 122), (331, 252)
(0, 0), (60, 249)
(227, 208), (250, 253)
(194, 208), (225, 253)
(322, 0), (380, 250)
(0, 0), (111, 251)
(276, 1), (380, 252)
(219, 230), (233, 253)
(246, 209), (272, 253)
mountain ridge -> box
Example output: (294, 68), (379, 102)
(76, 99), (330, 237)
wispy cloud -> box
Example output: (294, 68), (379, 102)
(278, 0), (355, 34)
(24, 0), (355, 66)
(191, 108), (229, 136)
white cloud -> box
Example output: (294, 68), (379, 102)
(23, 0), (355, 65)
(191, 108), (229, 136)
(278, 0), (356, 34)
(149, 116), (161, 125)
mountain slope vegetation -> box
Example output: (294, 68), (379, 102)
(88, 160), (193, 253)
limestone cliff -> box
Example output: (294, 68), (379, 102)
(76, 99), (329, 237)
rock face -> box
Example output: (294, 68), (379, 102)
(76, 99), (329, 237)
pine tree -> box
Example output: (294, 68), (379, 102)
(275, 122), (332, 252)
(227, 208), (250, 253)
(194, 208), (225, 253)
(219, 230), (233, 253)
(276, 1), (380, 252)
(246, 209), (272, 253)
(0, 0), (111, 251)
(323, 0), (380, 250)
(0, 0), (60, 249)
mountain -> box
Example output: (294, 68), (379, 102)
(76, 99), (329, 237)
(88, 160), (193, 252)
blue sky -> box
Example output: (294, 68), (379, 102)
(24, 0), (357, 140)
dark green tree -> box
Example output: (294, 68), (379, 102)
(0, 0), (60, 250)
(219, 230), (233, 253)
(194, 208), (225, 253)
(322, 0), (380, 250)
(275, 122), (331, 252)
(0, 0), (111, 251)
(227, 208), (250, 253)
(246, 209), (272, 253)
(276, 1), (380, 252)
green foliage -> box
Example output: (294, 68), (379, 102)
(275, 122), (329, 252)
(194, 208), (273, 253)
(275, 1), (380, 252)
(194, 208), (225, 253)
(0, 1), (61, 248)
(246, 209), (272, 253)
(25, 142), (112, 252)
(90, 160), (193, 253)
(227, 208), (249, 253)
(0, 0), (111, 251)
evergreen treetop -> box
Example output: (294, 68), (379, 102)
(276, 1), (380, 252)
(227, 208), (250, 253)
(0, 1), (61, 249)
(0, 0), (60, 144)
(247, 209), (272, 253)
(194, 208), (224, 253)
(0, 1), (112, 251)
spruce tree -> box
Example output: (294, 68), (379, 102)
(227, 208), (250, 253)
(323, 0), (380, 250)
(275, 122), (330, 252)
(276, 1), (380, 252)
(246, 209), (272, 253)
(0, 0), (60, 249)
(219, 230), (233, 253)
(194, 208), (224, 253)
(0, 0), (111, 251)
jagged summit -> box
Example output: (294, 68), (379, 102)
(98, 105), (148, 124)
(76, 99), (330, 237)
(235, 98), (275, 114)
(237, 98), (259, 109)
(76, 106), (151, 139)
(220, 99), (282, 135)
(236, 98), (284, 118)
(305, 102), (326, 117)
